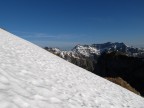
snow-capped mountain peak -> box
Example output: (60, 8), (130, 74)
(72, 44), (100, 56)
(70, 42), (144, 57)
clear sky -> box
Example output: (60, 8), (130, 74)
(0, 0), (144, 50)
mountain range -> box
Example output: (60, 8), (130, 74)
(44, 42), (144, 96)
(45, 42), (144, 58)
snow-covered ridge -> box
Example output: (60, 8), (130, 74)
(73, 42), (144, 56)
(46, 42), (144, 58)
(72, 44), (100, 56)
(0, 28), (144, 108)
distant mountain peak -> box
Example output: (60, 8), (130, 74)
(46, 42), (144, 58)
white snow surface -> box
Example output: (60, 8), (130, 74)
(0, 28), (144, 108)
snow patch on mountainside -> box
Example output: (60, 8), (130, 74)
(72, 44), (100, 56)
(0, 28), (144, 108)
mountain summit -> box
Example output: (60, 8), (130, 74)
(0, 28), (144, 108)
(72, 42), (144, 57)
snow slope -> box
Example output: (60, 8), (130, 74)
(0, 28), (144, 108)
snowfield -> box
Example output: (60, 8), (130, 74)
(0, 28), (144, 108)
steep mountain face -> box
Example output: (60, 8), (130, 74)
(44, 47), (97, 72)
(1, 28), (144, 108)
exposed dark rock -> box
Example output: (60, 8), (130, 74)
(95, 52), (144, 96)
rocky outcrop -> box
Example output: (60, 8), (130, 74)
(105, 77), (140, 95)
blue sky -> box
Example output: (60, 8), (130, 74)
(0, 0), (144, 50)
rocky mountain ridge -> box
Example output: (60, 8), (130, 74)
(45, 42), (144, 59)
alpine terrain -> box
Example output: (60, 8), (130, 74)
(0, 28), (144, 108)
(45, 43), (144, 96)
